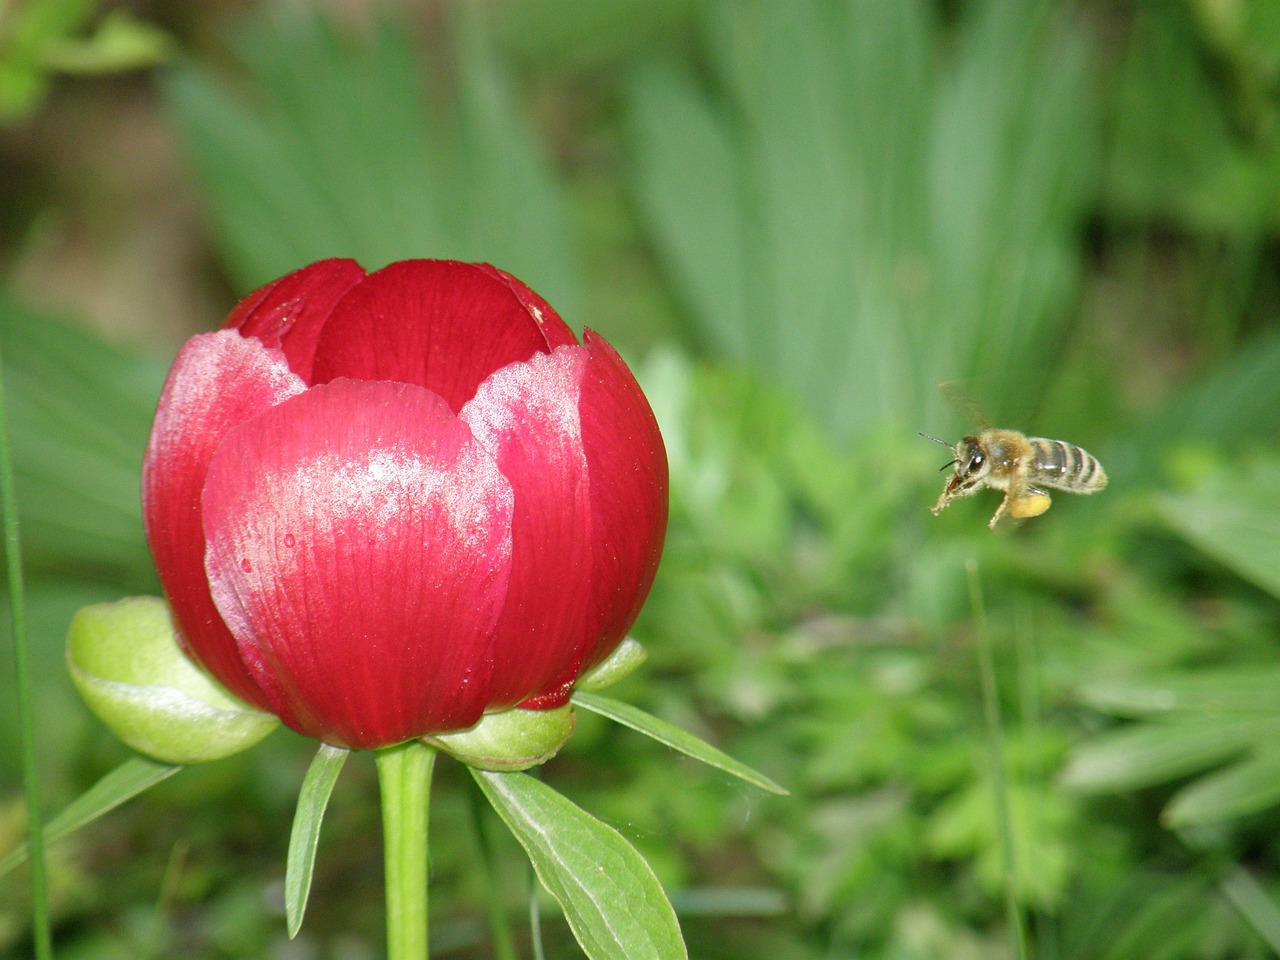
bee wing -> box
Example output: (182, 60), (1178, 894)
(938, 381), (991, 431)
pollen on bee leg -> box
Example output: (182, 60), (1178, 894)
(1008, 492), (1052, 520)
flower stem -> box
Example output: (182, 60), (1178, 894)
(375, 741), (436, 960)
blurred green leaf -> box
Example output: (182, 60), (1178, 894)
(1058, 871), (1226, 960)
(496, 0), (696, 70)
(472, 768), (687, 960)
(1062, 719), (1261, 793)
(1107, 3), (1280, 234)
(39, 11), (171, 74)
(163, 7), (577, 317)
(1112, 331), (1280, 482)
(626, 0), (1097, 441)
(1158, 453), (1280, 599)
(1068, 658), (1280, 826)
(1078, 668), (1280, 718)
(0, 0), (167, 120)
(0, 297), (161, 586)
(1165, 747), (1280, 827)
(925, 778), (1076, 909)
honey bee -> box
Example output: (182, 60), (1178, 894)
(921, 428), (1108, 529)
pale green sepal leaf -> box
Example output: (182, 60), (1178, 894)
(0, 757), (180, 878)
(572, 691), (788, 795)
(1164, 748), (1280, 828)
(285, 744), (349, 937)
(471, 768), (687, 960)
(575, 637), (648, 692)
(425, 704), (573, 771)
(67, 596), (278, 764)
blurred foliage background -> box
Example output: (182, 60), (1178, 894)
(4, 0), (1280, 957)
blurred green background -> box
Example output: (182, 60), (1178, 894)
(5, 0), (1280, 956)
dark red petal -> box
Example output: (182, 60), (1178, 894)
(460, 346), (594, 708)
(570, 331), (669, 677)
(223, 259), (366, 382)
(310, 260), (576, 411)
(472, 263), (579, 350)
(142, 331), (307, 708)
(201, 378), (514, 749)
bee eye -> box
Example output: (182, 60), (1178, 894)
(969, 453), (984, 470)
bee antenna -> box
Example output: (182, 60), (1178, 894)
(919, 432), (959, 471)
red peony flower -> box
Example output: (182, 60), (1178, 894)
(142, 259), (668, 750)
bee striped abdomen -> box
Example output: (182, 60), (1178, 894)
(1029, 438), (1107, 492)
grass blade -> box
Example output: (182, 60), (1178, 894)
(0, 336), (50, 956)
(968, 559), (1028, 960)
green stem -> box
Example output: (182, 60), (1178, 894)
(375, 741), (436, 960)
(0, 343), (51, 958)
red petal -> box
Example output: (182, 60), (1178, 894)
(142, 331), (307, 708)
(460, 346), (594, 708)
(310, 260), (575, 411)
(223, 259), (366, 382)
(571, 331), (669, 676)
(201, 378), (514, 749)
(472, 264), (579, 350)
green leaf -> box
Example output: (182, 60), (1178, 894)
(1061, 719), (1264, 793)
(624, 0), (1097, 440)
(1157, 455), (1280, 600)
(0, 297), (162, 586)
(163, 8), (576, 314)
(1164, 748), (1280, 827)
(496, 0), (696, 70)
(572, 690), (787, 795)
(285, 744), (349, 937)
(1119, 332), (1280, 482)
(472, 768), (687, 960)
(0, 757), (181, 878)
(40, 12), (172, 74)
(1215, 865), (1280, 956)
(1078, 668), (1280, 718)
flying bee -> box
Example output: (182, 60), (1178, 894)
(920, 428), (1108, 529)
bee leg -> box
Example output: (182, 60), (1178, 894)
(930, 490), (952, 516)
(989, 493), (1012, 529)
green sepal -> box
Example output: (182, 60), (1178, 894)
(285, 744), (349, 937)
(573, 690), (789, 795)
(424, 704), (574, 771)
(0, 757), (180, 879)
(575, 637), (648, 692)
(67, 596), (278, 764)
